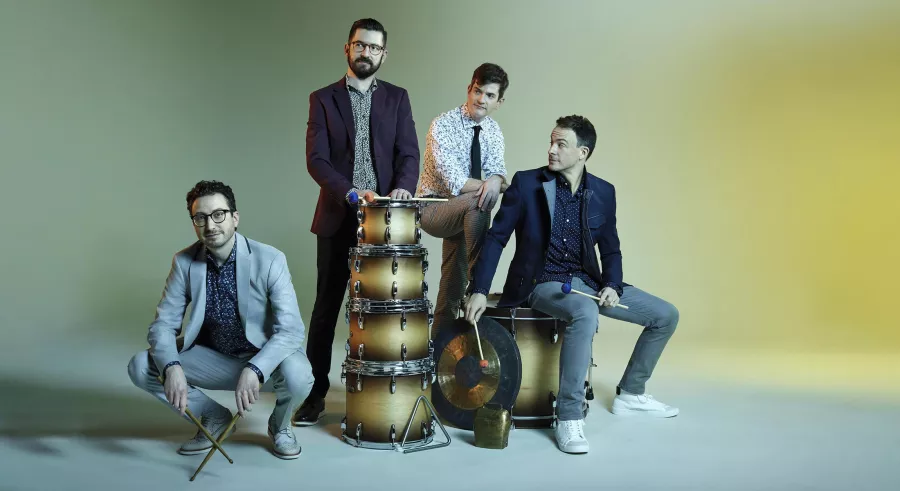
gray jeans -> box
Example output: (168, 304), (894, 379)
(419, 192), (490, 338)
(127, 345), (314, 431)
(527, 277), (679, 421)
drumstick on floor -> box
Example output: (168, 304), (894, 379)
(561, 283), (629, 310)
(191, 412), (241, 481)
(469, 319), (488, 368)
(156, 375), (234, 463)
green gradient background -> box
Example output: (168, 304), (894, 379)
(1, 0), (897, 399)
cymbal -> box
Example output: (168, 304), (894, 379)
(431, 317), (522, 430)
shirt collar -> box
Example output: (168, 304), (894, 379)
(555, 171), (586, 195)
(346, 74), (378, 94)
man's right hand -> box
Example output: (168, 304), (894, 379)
(360, 189), (379, 203)
(465, 293), (488, 324)
(164, 364), (189, 416)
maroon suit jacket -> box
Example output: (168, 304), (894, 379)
(306, 77), (420, 237)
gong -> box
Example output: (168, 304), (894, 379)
(431, 317), (522, 430)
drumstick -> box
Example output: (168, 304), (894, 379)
(190, 412), (241, 481)
(561, 283), (629, 309)
(469, 319), (488, 368)
(156, 375), (234, 463)
(371, 196), (449, 202)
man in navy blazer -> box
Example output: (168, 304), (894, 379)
(466, 116), (680, 454)
(297, 18), (420, 426)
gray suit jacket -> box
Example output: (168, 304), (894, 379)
(147, 232), (306, 381)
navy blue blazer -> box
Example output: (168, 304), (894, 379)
(470, 167), (628, 308)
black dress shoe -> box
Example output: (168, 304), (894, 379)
(292, 395), (326, 427)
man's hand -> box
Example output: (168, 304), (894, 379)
(475, 176), (502, 212)
(598, 287), (620, 308)
(465, 293), (488, 324)
(235, 367), (261, 416)
(164, 364), (189, 416)
(358, 189), (379, 203)
(389, 188), (412, 200)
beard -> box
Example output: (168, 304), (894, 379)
(348, 54), (381, 79)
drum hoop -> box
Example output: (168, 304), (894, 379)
(347, 298), (431, 313)
(360, 201), (421, 209)
(343, 357), (434, 376)
(350, 246), (427, 257)
(483, 314), (554, 321)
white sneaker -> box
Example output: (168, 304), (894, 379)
(555, 419), (589, 454)
(611, 392), (679, 417)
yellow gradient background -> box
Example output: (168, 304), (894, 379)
(0, 0), (897, 416)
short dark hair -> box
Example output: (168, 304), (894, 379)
(348, 18), (387, 48)
(186, 180), (237, 214)
(555, 115), (597, 160)
(470, 63), (509, 99)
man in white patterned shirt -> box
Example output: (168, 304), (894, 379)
(416, 63), (510, 338)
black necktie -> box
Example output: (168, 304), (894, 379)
(470, 125), (482, 179)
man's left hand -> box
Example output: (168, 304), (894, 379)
(475, 176), (502, 212)
(389, 188), (412, 200)
(598, 287), (620, 308)
(235, 367), (261, 416)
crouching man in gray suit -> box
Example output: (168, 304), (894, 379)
(128, 180), (313, 460)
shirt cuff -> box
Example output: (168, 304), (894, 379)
(471, 287), (490, 296)
(246, 363), (264, 383)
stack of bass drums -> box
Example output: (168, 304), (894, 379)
(340, 199), (436, 449)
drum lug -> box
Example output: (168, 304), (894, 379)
(549, 391), (557, 408)
(356, 376), (363, 393)
(356, 226), (364, 242)
(354, 258), (361, 273)
(421, 421), (429, 437)
(385, 208), (392, 225)
(415, 228), (422, 243)
(422, 280), (428, 296)
(345, 305), (350, 325)
(340, 365), (346, 386)
(357, 208), (364, 223)
(391, 281), (398, 299)
(428, 339), (434, 356)
(357, 344), (365, 360)
(401, 344), (407, 362)
(585, 381), (595, 401)
(509, 308), (517, 338)
(355, 423), (362, 446)
(551, 326), (559, 344)
(358, 311), (364, 330)
(422, 259), (429, 274)
(427, 312), (434, 329)
(384, 226), (392, 244)
(354, 280), (361, 295)
(392, 256), (398, 275)
(390, 376), (397, 394)
(344, 339), (350, 356)
(421, 372), (429, 390)
(400, 312), (407, 331)
(341, 416), (347, 431)
(415, 207), (421, 225)
(390, 424), (397, 445)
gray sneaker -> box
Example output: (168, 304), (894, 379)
(268, 415), (301, 460)
(178, 408), (235, 455)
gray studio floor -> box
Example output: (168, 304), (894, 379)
(1, 337), (898, 491)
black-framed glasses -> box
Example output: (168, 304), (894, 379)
(350, 41), (384, 55)
(191, 209), (231, 227)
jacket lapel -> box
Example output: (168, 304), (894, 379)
(188, 244), (207, 348)
(235, 232), (250, 329)
(370, 83), (384, 138)
(542, 173), (556, 230)
(333, 79), (356, 144)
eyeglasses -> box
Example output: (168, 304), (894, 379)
(350, 41), (384, 56)
(191, 209), (231, 227)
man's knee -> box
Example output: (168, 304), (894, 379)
(567, 302), (600, 337)
(127, 350), (153, 389)
(656, 303), (679, 331)
(280, 353), (315, 398)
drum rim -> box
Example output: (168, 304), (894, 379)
(347, 298), (431, 312)
(343, 357), (435, 376)
(340, 432), (433, 450)
(359, 200), (421, 209)
(350, 245), (427, 257)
